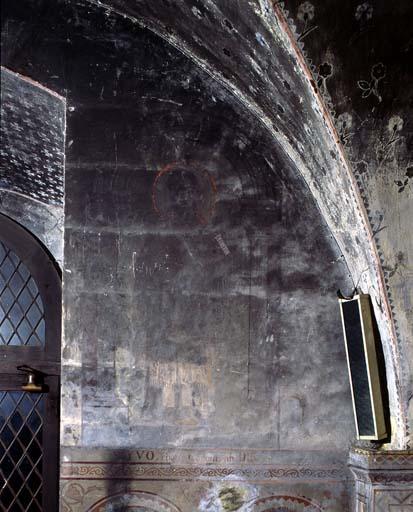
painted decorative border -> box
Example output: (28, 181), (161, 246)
(349, 447), (413, 488)
(350, 447), (413, 467)
(61, 448), (349, 482)
(353, 447), (413, 461)
(61, 462), (345, 482)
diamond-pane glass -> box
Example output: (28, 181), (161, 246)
(0, 240), (45, 347)
(0, 391), (44, 511)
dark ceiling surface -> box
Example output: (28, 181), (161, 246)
(280, 0), (412, 211)
(283, 0), (412, 117)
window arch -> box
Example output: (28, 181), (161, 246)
(0, 239), (45, 347)
(0, 213), (61, 512)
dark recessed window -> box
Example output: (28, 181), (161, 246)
(0, 241), (45, 347)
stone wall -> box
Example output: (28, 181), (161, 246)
(2, 0), (412, 510)
(97, 0), (408, 448)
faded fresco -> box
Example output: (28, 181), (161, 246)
(1, 0), (412, 510)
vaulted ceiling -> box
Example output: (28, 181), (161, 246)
(1, 0), (412, 448)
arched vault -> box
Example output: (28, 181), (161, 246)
(86, 0), (406, 447)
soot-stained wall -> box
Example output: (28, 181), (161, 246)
(64, 134), (352, 450)
(2, 1), (356, 509)
(63, 18), (353, 449)
(2, 0), (352, 448)
(96, 0), (409, 448)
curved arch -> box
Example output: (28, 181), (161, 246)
(0, 66), (65, 268)
(0, 189), (64, 270)
(83, 0), (406, 448)
(0, 212), (62, 509)
(87, 490), (182, 512)
(248, 494), (323, 511)
(0, 212), (61, 362)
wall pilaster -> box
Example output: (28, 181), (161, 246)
(349, 447), (413, 511)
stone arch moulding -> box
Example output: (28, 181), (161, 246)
(84, 0), (407, 448)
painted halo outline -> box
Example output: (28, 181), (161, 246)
(152, 161), (217, 225)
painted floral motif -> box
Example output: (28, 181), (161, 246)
(369, 210), (387, 237)
(336, 112), (354, 145)
(353, 159), (369, 176)
(297, 1), (315, 22)
(296, 2), (318, 42)
(357, 62), (386, 102)
(318, 62), (333, 79)
(355, 2), (373, 22)
(371, 62), (386, 80)
(388, 115), (404, 134)
(376, 114), (404, 169)
(316, 62), (333, 99)
(394, 165), (412, 193)
(383, 251), (408, 279)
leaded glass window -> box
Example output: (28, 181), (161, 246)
(0, 391), (44, 511)
(0, 241), (45, 347)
